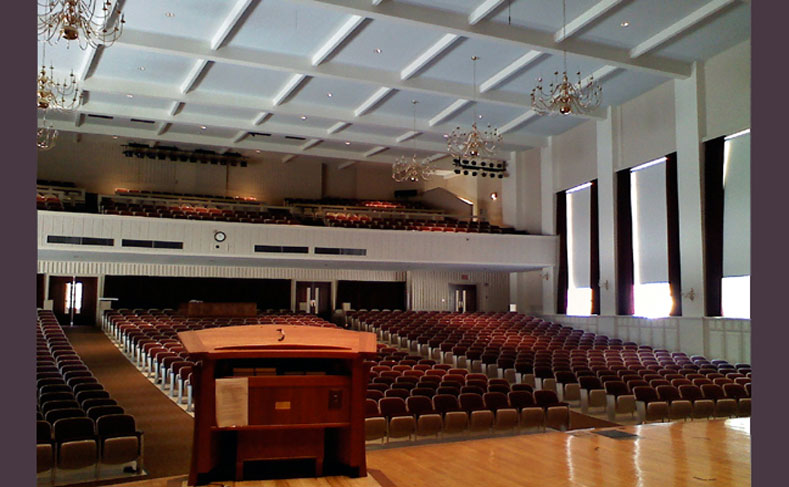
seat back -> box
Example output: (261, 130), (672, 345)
(483, 392), (509, 411)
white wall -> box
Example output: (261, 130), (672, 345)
(407, 270), (509, 312)
(704, 40), (750, 140)
(552, 120), (598, 191)
(615, 81), (677, 171)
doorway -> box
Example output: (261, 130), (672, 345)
(295, 281), (332, 320)
(48, 276), (98, 326)
(449, 284), (478, 313)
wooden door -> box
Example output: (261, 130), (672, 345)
(48, 276), (98, 326)
(295, 281), (332, 319)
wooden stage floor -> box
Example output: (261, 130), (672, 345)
(114, 418), (751, 487)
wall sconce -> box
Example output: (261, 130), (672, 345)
(682, 288), (696, 301)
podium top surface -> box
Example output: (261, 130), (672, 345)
(177, 325), (378, 360)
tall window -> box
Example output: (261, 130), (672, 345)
(630, 158), (674, 318)
(721, 129), (750, 318)
(65, 281), (83, 314)
(566, 182), (593, 315)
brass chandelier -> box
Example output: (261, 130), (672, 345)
(392, 100), (435, 183)
(446, 56), (502, 161)
(38, 0), (126, 49)
(530, 0), (602, 116)
(38, 63), (80, 111)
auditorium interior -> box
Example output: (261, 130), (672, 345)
(32, 1), (759, 486)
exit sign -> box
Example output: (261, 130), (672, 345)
(461, 274), (469, 280)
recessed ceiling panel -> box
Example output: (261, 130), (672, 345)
(516, 113), (586, 136)
(373, 89), (458, 120)
(495, 53), (607, 97)
(651, 3), (750, 63)
(178, 103), (260, 121)
(576, 0), (716, 51)
(287, 76), (373, 111)
(417, 37), (530, 87)
(122, 0), (236, 43)
(441, 102), (527, 132)
(269, 113), (340, 131)
(340, 124), (405, 140)
(488, 0), (600, 33)
(90, 46), (195, 86)
(194, 63), (295, 100)
(228, 2), (349, 58)
(168, 123), (239, 139)
(37, 42), (85, 76)
(329, 18), (450, 74)
(594, 70), (669, 109)
(393, 0), (482, 16)
(86, 92), (173, 111)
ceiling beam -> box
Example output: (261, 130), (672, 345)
(252, 112), (272, 125)
(75, 113), (86, 127)
(372, 0), (384, 5)
(42, 120), (406, 165)
(77, 46), (103, 81)
(112, 29), (602, 118)
(79, 101), (457, 153)
(354, 87), (394, 117)
(232, 130), (248, 143)
(429, 99), (471, 126)
(210, 0), (259, 50)
(301, 138), (323, 151)
(287, 0), (691, 78)
(400, 33), (461, 80)
(273, 73), (310, 106)
(629, 0), (737, 58)
(168, 101), (184, 117)
(468, 0), (506, 25)
(311, 15), (366, 66)
(396, 131), (420, 143)
(337, 161), (356, 169)
(479, 50), (543, 93)
(363, 146), (388, 158)
(181, 59), (212, 94)
(282, 154), (296, 163)
(498, 111), (539, 134)
(554, 0), (624, 43)
(327, 122), (351, 134)
(156, 122), (171, 136)
(79, 76), (548, 147)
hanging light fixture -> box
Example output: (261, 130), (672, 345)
(37, 44), (80, 110)
(392, 100), (435, 183)
(37, 114), (59, 151)
(38, 0), (126, 50)
(530, 0), (602, 116)
(446, 56), (502, 161)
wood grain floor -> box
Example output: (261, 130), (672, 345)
(110, 418), (750, 487)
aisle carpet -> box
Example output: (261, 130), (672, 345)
(65, 326), (193, 479)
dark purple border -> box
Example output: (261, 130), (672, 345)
(9, 1), (35, 485)
(752, 2), (785, 487)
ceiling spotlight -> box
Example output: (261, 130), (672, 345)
(300, 115), (308, 120)
(165, 12), (175, 18)
(126, 94), (134, 98)
(200, 125), (207, 130)
(344, 141), (351, 145)
(255, 149), (261, 153)
(374, 48), (382, 54)
(138, 66), (146, 71)
(620, 21), (630, 28)
(327, 92), (333, 98)
(478, 115), (483, 119)
(112, 135), (118, 139)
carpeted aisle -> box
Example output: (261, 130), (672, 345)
(65, 326), (193, 479)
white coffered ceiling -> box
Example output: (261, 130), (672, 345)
(38, 0), (751, 165)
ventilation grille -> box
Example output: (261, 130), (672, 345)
(47, 235), (114, 246)
(314, 247), (367, 256)
(122, 239), (183, 249)
(254, 245), (309, 254)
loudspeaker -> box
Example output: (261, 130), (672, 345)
(394, 189), (418, 198)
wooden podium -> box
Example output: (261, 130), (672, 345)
(178, 325), (377, 486)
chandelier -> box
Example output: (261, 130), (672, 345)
(446, 56), (502, 161)
(38, 63), (80, 111)
(38, 116), (59, 151)
(392, 100), (435, 183)
(531, 0), (601, 116)
(38, 0), (126, 49)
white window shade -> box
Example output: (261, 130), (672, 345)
(567, 186), (591, 289)
(631, 160), (668, 285)
(723, 132), (750, 277)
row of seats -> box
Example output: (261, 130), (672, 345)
(115, 187), (259, 204)
(352, 311), (751, 426)
(36, 193), (86, 212)
(324, 213), (523, 234)
(36, 310), (144, 484)
(102, 310), (338, 412)
(286, 197), (430, 211)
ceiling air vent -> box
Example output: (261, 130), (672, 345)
(47, 235), (114, 246)
(314, 247), (367, 256)
(87, 114), (114, 120)
(130, 118), (156, 124)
